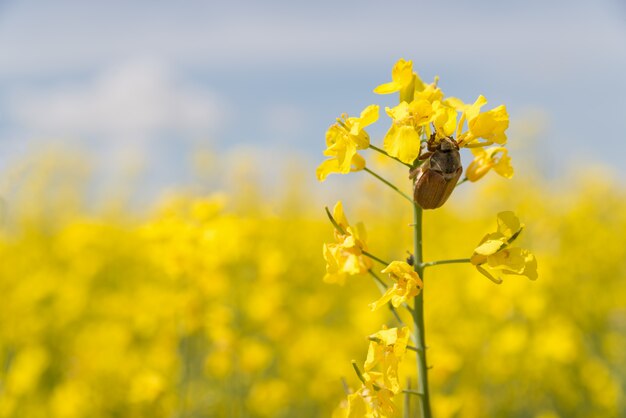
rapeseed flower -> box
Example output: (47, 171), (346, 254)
(317, 105), (379, 181)
(369, 261), (423, 310)
(471, 211), (537, 283)
(348, 372), (398, 418)
(457, 95), (509, 147)
(466, 146), (514, 182)
(323, 201), (372, 284)
(382, 99), (433, 164)
(364, 327), (410, 393)
(374, 58), (415, 102)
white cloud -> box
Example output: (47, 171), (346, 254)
(8, 59), (223, 145)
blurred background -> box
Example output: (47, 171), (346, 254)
(1, 0), (626, 203)
(0, 1), (626, 417)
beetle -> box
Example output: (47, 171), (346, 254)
(410, 135), (462, 209)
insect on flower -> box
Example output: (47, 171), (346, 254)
(410, 134), (462, 209)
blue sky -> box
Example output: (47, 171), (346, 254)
(0, 0), (625, 203)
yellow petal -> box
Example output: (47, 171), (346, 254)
(381, 261), (414, 277)
(476, 264), (503, 284)
(316, 158), (340, 182)
(468, 105), (509, 144)
(487, 248), (537, 280)
(497, 211), (522, 240)
(444, 96), (467, 111)
(351, 154), (366, 172)
(487, 248), (527, 273)
(432, 101), (458, 137)
(374, 58), (414, 95)
(493, 150), (514, 178)
(316, 153), (366, 182)
(522, 250), (538, 280)
(383, 125), (421, 164)
(332, 201), (349, 230)
(408, 99), (434, 126)
(466, 152), (491, 182)
(372, 327), (400, 346)
(391, 58), (414, 86)
(465, 95), (488, 121)
(374, 81), (402, 94)
(357, 104), (380, 130)
(385, 101), (410, 121)
(369, 287), (395, 311)
(473, 234), (507, 256)
(347, 392), (369, 418)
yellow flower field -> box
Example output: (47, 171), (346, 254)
(0, 156), (624, 417)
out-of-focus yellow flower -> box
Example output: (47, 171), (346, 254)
(323, 201), (372, 284)
(361, 372), (399, 417)
(466, 146), (514, 182)
(364, 327), (410, 393)
(370, 261), (423, 310)
(383, 100), (433, 164)
(129, 370), (165, 403)
(374, 58), (415, 102)
(457, 95), (509, 146)
(471, 211), (537, 283)
(345, 372), (398, 418)
(317, 105), (379, 181)
(5, 345), (49, 396)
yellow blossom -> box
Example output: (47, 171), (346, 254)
(457, 95), (509, 147)
(466, 146), (514, 182)
(323, 201), (372, 284)
(364, 327), (410, 393)
(414, 76), (444, 104)
(374, 58), (415, 102)
(471, 211), (537, 283)
(317, 105), (379, 181)
(370, 261), (423, 310)
(348, 372), (399, 418)
(431, 101), (458, 138)
(383, 100), (433, 164)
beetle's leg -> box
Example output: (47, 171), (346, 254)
(409, 166), (422, 180)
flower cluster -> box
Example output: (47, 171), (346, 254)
(320, 59), (538, 417)
(317, 58), (515, 187)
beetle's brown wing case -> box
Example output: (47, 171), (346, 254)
(414, 166), (462, 209)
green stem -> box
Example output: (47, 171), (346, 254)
(368, 269), (388, 288)
(421, 258), (471, 269)
(404, 378), (411, 418)
(324, 206), (346, 235)
(352, 360), (381, 391)
(363, 167), (415, 206)
(362, 250), (391, 267)
(368, 144), (413, 168)
(412, 203), (431, 418)
(456, 176), (469, 186)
